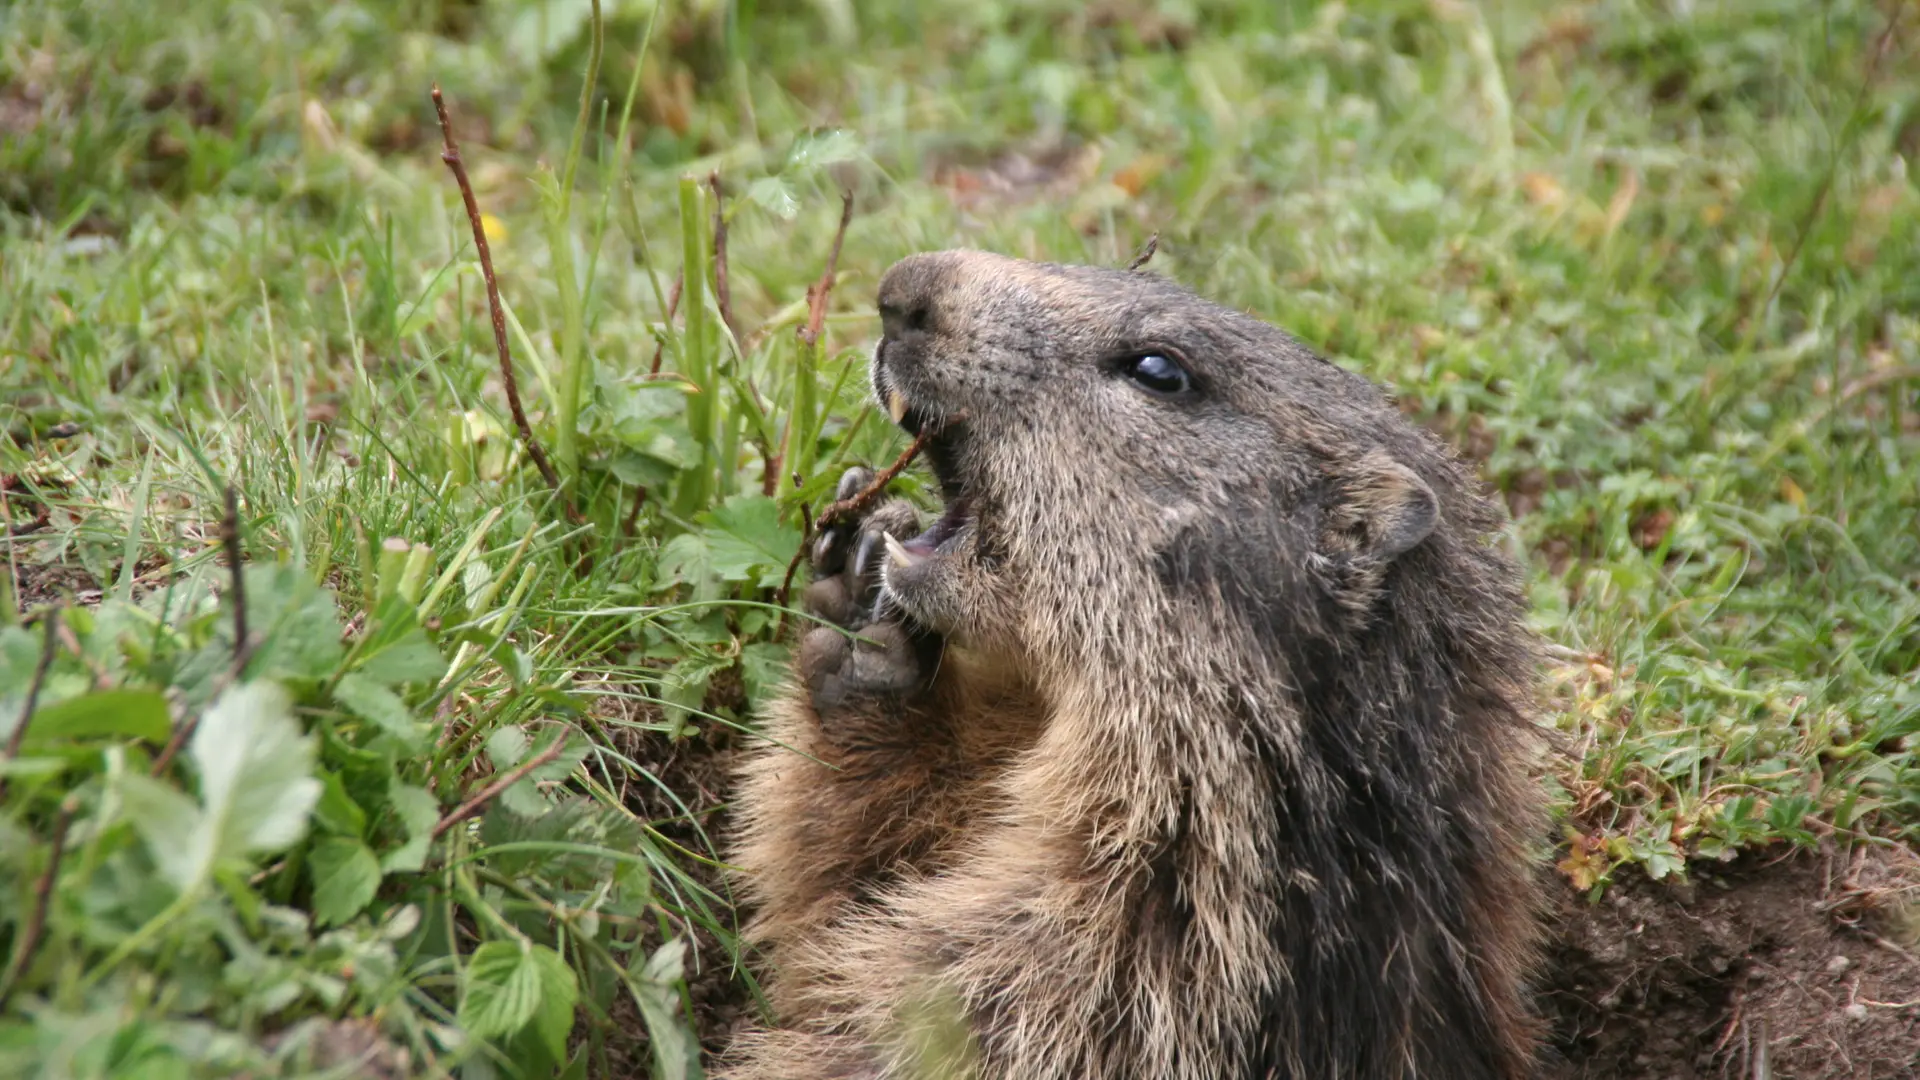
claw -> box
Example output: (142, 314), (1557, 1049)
(850, 531), (885, 612)
(835, 466), (874, 503)
(887, 390), (910, 424)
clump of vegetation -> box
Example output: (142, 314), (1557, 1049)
(2, 0), (1916, 1076)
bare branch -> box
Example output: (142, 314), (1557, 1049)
(431, 739), (566, 840)
(431, 84), (568, 504)
(0, 794), (77, 1009)
(0, 607), (59, 801)
(800, 192), (855, 347)
(1126, 231), (1160, 272)
(813, 412), (961, 532)
(221, 485), (248, 667)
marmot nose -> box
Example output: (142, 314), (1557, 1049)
(879, 251), (969, 342)
(878, 297), (932, 342)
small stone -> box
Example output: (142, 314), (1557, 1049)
(1845, 1003), (1870, 1022)
(1827, 954), (1853, 975)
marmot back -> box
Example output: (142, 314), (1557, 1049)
(724, 250), (1544, 1080)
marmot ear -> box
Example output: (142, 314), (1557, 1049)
(1326, 451), (1438, 562)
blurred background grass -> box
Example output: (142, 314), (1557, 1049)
(2, 1), (1917, 1076)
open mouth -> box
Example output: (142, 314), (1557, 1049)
(874, 359), (974, 559)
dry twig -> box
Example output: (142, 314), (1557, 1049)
(0, 606), (58, 801)
(430, 84), (569, 507)
(0, 794), (77, 1009)
(221, 484), (249, 665)
(1126, 232), (1160, 271)
(799, 192), (855, 347)
(431, 739), (566, 840)
(814, 416), (954, 531)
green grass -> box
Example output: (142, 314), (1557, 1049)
(3, 0), (1918, 1075)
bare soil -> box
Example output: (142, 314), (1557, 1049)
(1540, 847), (1920, 1079)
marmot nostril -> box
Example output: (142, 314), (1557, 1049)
(879, 299), (932, 340)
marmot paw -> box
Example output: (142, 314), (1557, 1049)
(796, 467), (945, 712)
(803, 467), (926, 629)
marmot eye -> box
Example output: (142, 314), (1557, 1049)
(1124, 353), (1193, 396)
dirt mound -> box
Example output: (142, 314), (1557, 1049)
(1541, 848), (1920, 1079)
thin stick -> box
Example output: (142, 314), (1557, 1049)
(431, 740), (566, 840)
(431, 84), (567, 500)
(774, 494), (815, 611)
(153, 488), (259, 777)
(221, 485), (248, 666)
(813, 415), (956, 531)
(1126, 232), (1159, 271)
(0, 794), (77, 1009)
(0, 607), (59, 800)
(799, 192), (855, 347)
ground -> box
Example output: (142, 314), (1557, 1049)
(2, 0), (1917, 1077)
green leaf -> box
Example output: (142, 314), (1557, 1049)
(458, 941), (577, 1055)
(242, 565), (346, 681)
(655, 533), (711, 589)
(631, 938), (698, 1080)
(356, 632), (446, 686)
(313, 770), (367, 837)
(703, 494), (802, 588)
(528, 943), (580, 1060)
(114, 771), (208, 890)
(309, 836), (382, 926)
(0, 757), (65, 778)
(334, 673), (425, 749)
(485, 726), (530, 770)
(381, 780), (441, 873)
(22, 689), (171, 743)
(117, 681), (320, 891)
(739, 642), (791, 710)
(354, 594), (448, 686)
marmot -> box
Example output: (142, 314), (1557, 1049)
(724, 251), (1543, 1080)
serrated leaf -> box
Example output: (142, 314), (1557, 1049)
(528, 944), (580, 1059)
(656, 532), (710, 589)
(499, 732), (583, 818)
(609, 448), (678, 490)
(241, 565), (346, 681)
(485, 726), (529, 770)
(459, 941), (576, 1052)
(193, 681), (321, 856)
(745, 176), (799, 220)
(703, 494), (801, 588)
(309, 836), (382, 926)
(334, 673), (425, 749)
(787, 129), (862, 171)
(632, 938), (698, 1080)
(23, 689), (172, 744)
(354, 594), (447, 686)
(119, 681), (320, 891)
(115, 771), (208, 891)
(381, 781), (440, 873)
(314, 770), (367, 837)
(356, 632), (446, 686)
(739, 642), (791, 710)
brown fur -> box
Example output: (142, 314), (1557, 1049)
(724, 251), (1545, 1080)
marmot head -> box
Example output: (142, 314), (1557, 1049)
(872, 250), (1525, 707)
